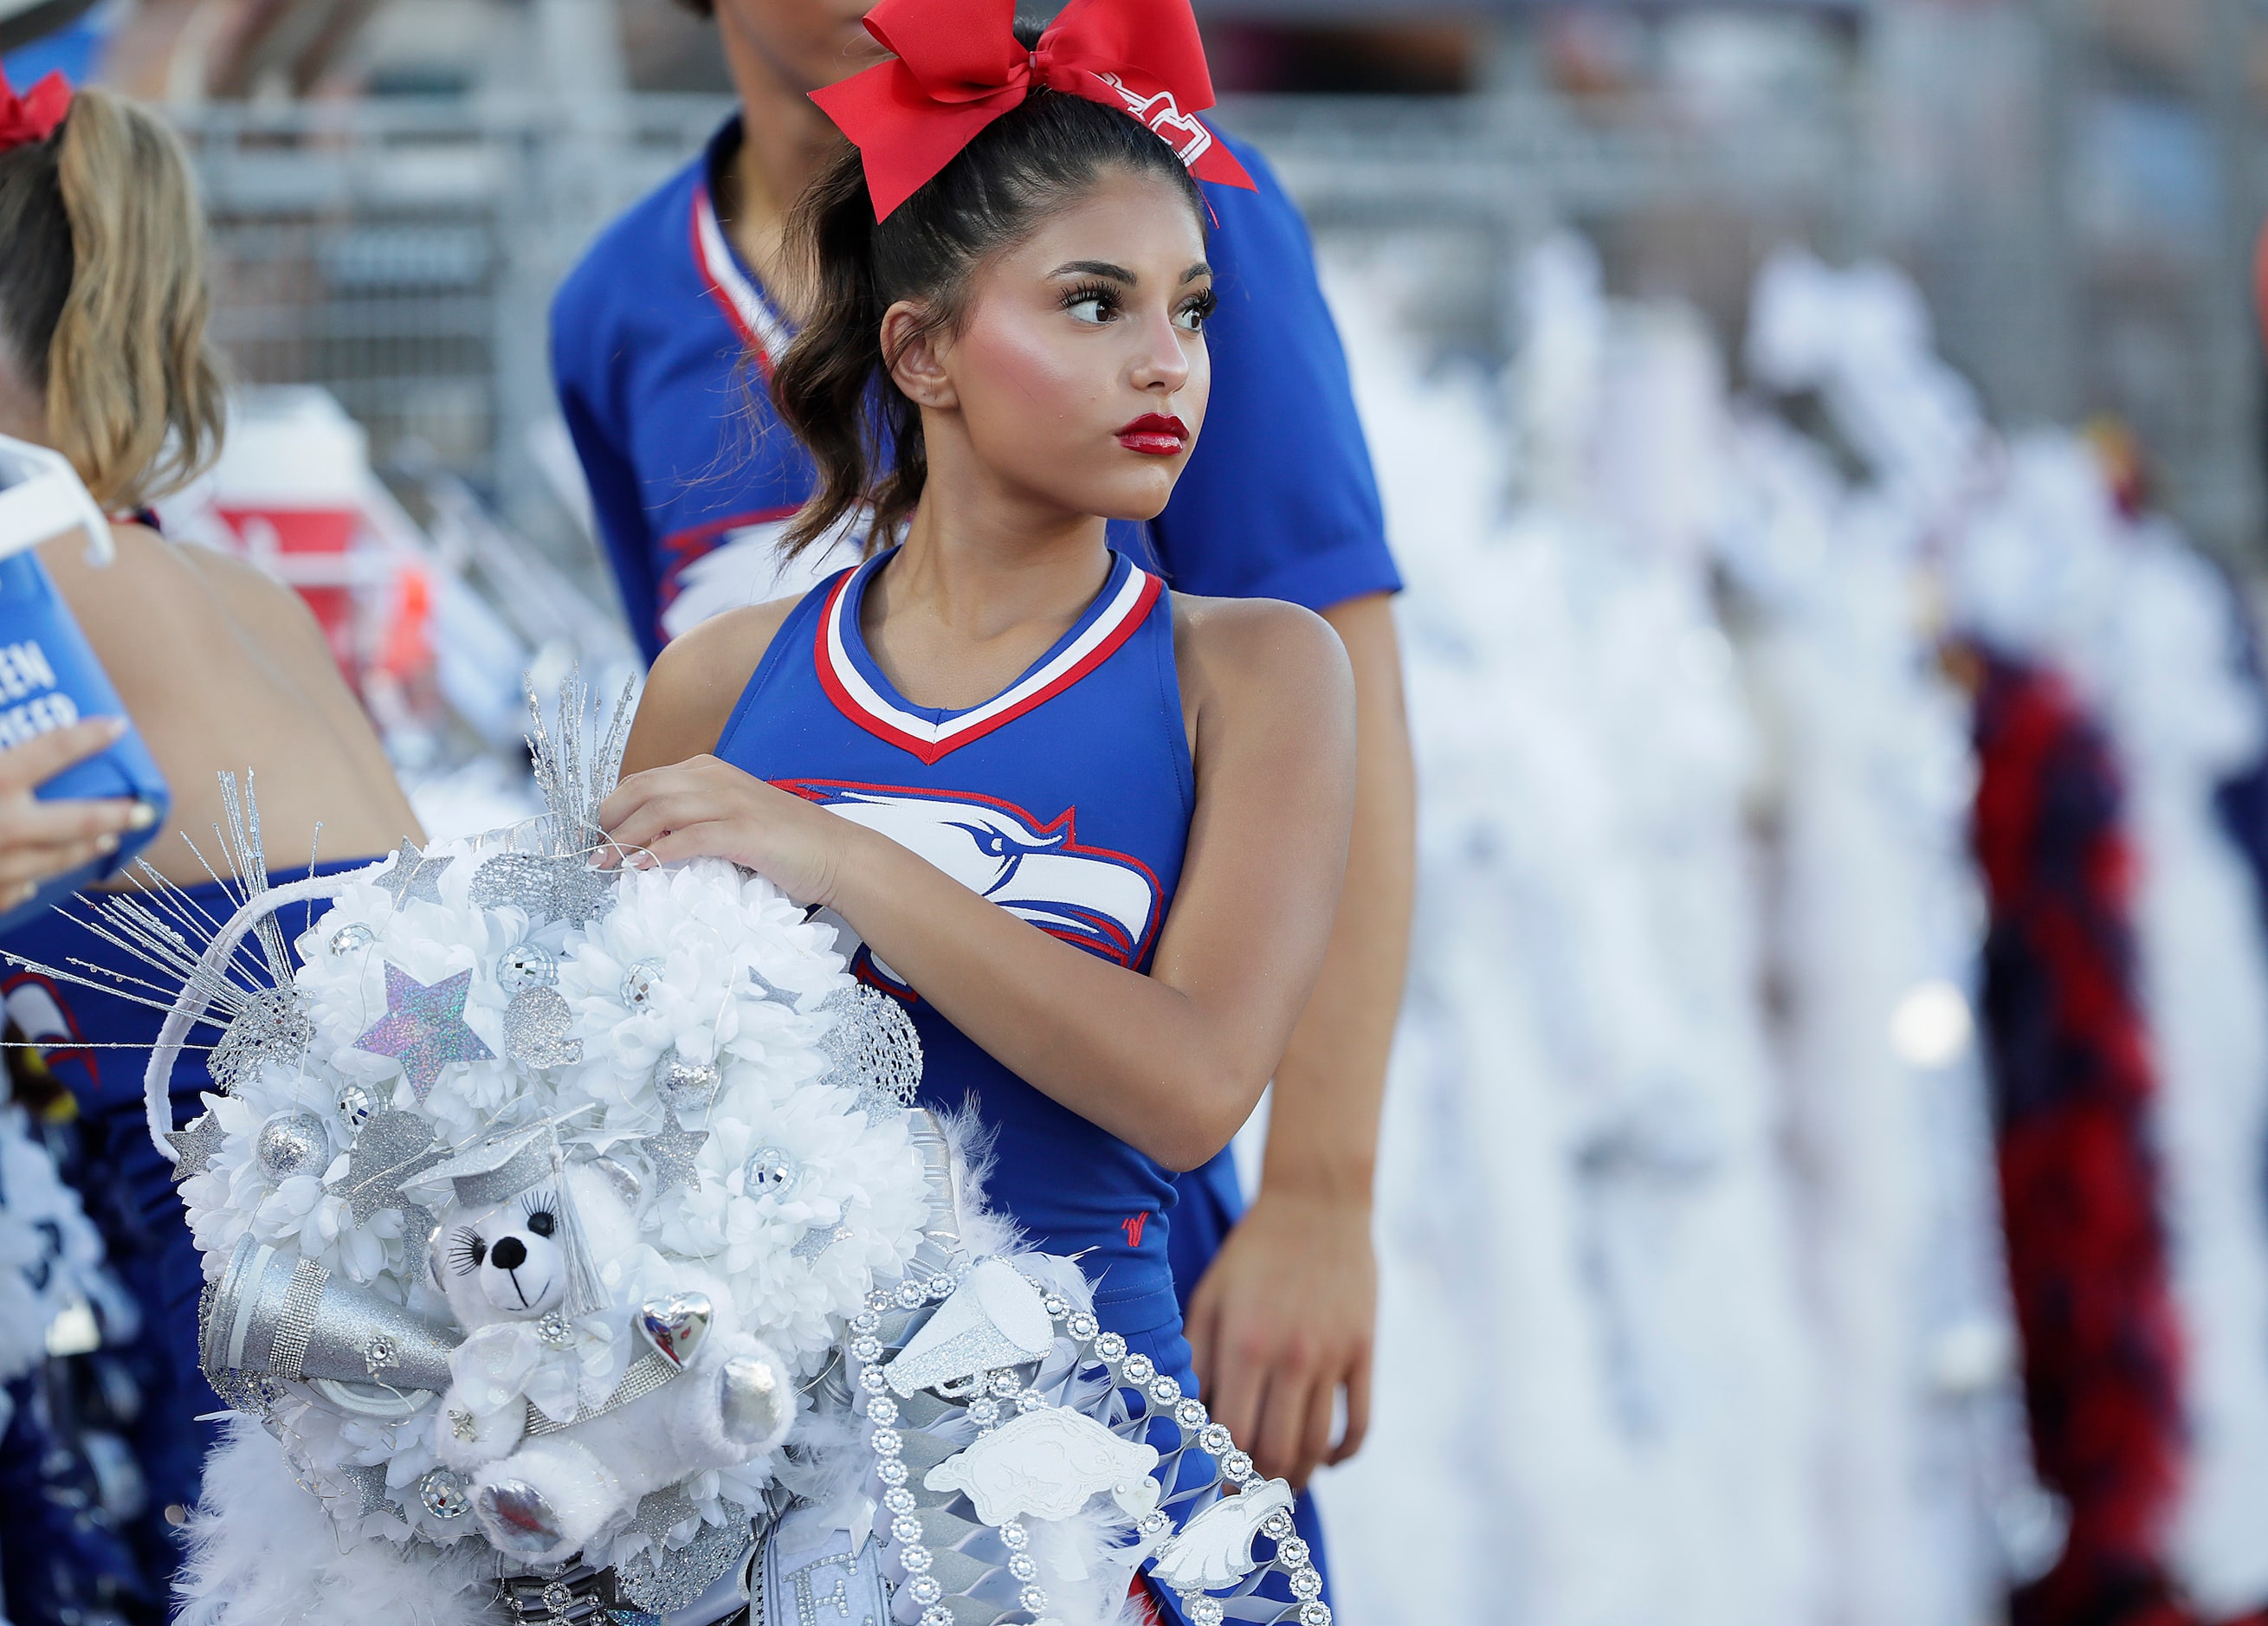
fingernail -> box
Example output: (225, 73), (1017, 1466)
(100, 716), (127, 740)
(127, 803), (157, 829)
(95, 832), (118, 855)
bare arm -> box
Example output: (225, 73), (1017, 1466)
(603, 598), (1357, 1172)
(1185, 590), (1414, 1484)
(618, 597), (799, 776)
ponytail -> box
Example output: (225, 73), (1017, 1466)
(0, 88), (225, 513)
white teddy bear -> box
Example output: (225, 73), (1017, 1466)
(414, 1128), (796, 1568)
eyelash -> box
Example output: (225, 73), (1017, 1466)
(449, 1228), (487, 1275)
(1062, 281), (1121, 321)
(519, 1190), (559, 1237)
(1060, 283), (1217, 332)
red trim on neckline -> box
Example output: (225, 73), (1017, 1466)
(812, 567), (1163, 766)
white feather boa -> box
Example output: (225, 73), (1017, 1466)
(178, 1418), (501, 1626)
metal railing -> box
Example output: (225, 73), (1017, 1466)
(171, 79), (2262, 564)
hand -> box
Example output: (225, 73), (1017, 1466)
(1185, 1188), (1376, 1491)
(0, 717), (158, 907)
(596, 755), (847, 907)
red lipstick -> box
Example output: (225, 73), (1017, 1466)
(1117, 414), (1189, 456)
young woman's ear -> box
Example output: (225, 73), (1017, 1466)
(882, 301), (957, 411)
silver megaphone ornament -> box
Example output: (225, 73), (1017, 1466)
(202, 1235), (462, 1395)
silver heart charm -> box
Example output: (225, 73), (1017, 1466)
(636, 1291), (713, 1371)
(475, 1478), (565, 1556)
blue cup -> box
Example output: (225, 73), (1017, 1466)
(0, 437), (171, 933)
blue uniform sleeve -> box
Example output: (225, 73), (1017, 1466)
(551, 268), (667, 665)
(1149, 137), (1399, 613)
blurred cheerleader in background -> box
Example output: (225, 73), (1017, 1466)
(0, 67), (420, 1584)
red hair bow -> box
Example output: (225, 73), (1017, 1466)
(811, 0), (1254, 221)
(0, 67), (70, 154)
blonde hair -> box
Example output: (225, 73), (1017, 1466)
(0, 87), (226, 511)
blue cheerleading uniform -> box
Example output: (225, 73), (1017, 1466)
(717, 547), (1322, 1621)
(0, 861), (370, 1578)
(555, 115), (1395, 1597)
(718, 548), (1195, 1348)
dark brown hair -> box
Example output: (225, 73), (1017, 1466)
(770, 46), (1206, 553)
(0, 88), (225, 512)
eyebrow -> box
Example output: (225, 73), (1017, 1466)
(1049, 260), (1135, 285)
(1046, 259), (1215, 286)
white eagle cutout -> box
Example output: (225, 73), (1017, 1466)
(780, 782), (1163, 990)
(1150, 1477), (1298, 1592)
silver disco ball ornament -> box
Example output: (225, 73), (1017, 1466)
(419, 1466), (470, 1520)
(496, 942), (559, 994)
(327, 923), (375, 958)
(334, 1082), (373, 1128)
(740, 1145), (800, 1197)
(654, 1054), (720, 1109)
(621, 960), (665, 1010)
(255, 1111), (328, 1180)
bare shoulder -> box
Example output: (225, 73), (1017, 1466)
(622, 596), (803, 772)
(166, 533), (290, 597)
(43, 524), (319, 658)
(42, 519), (208, 603)
(643, 597), (802, 723)
(1171, 591), (1352, 716)
(172, 538), (335, 639)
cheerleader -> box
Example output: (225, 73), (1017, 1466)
(601, 4), (1355, 1613)
(552, 0), (1410, 1559)
(0, 73), (420, 1578)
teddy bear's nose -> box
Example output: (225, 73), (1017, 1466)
(489, 1236), (528, 1271)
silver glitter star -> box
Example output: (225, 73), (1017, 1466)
(338, 1461), (397, 1520)
(372, 840), (450, 908)
(636, 1107), (707, 1197)
(627, 1484), (700, 1549)
(353, 965), (494, 1101)
(341, 1109), (444, 1223)
(166, 1111), (229, 1184)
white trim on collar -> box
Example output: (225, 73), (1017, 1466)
(823, 561), (1155, 755)
(693, 185), (792, 362)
